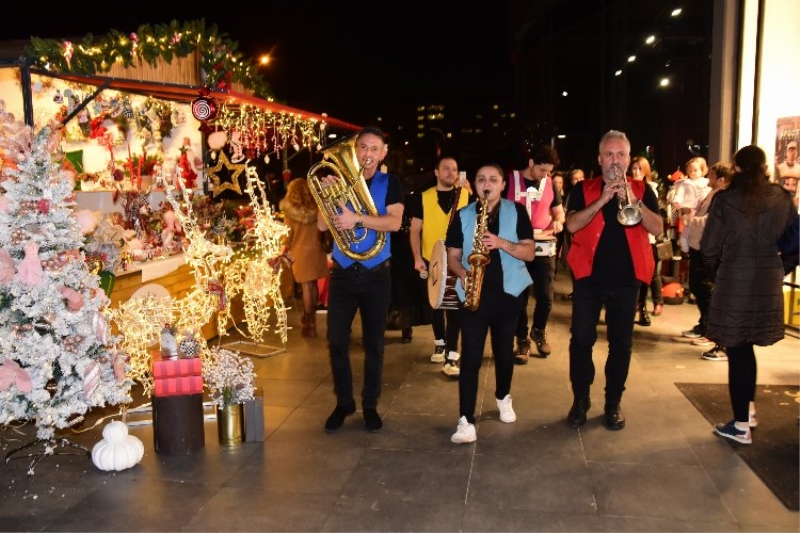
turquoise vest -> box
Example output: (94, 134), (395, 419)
(455, 198), (532, 301)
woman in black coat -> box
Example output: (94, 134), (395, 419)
(700, 145), (798, 445)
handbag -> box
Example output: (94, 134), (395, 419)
(656, 240), (674, 262)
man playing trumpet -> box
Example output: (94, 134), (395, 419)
(564, 130), (662, 431)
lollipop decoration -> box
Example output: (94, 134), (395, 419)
(191, 89), (218, 135)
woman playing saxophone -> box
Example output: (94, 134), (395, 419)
(444, 163), (536, 444)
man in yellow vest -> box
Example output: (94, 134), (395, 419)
(410, 156), (471, 377)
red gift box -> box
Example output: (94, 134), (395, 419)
(154, 376), (204, 397)
(151, 355), (203, 379)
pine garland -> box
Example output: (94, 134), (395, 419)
(25, 19), (273, 100)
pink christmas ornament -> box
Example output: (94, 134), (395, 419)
(0, 248), (14, 283)
(37, 199), (51, 214)
(59, 286), (85, 311)
(113, 351), (128, 384)
(13, 242), (44, 286)
(83, 361), (100, 400)
(0, 359), (32, 394)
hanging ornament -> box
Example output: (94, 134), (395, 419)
(191, 92), (218, 122)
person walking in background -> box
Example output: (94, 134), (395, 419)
(409, 155), (470, 377)
(317, 127), (404, 433)
(560, 168), (585, 301)
(553, 171), (567, 265)
(673, 157), (711, 323)
(386, 173), (429, 344)
(280, 177), (330, 338)
(445, 163), (534, 443)
(505, 145), (565, 363)
(564, 130), (662, 431)
(700, 145), (797, 444)
(681, 161), (733, 359)
(630, 156), (664, 326)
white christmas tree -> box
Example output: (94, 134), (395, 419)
(0, 102), (132, 450)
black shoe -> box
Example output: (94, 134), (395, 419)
(401, 328), (412, 343)
(567, 397), (591, 427)
(324, 403), (356, 433)
(637, 307), (651, 326)
(603, 403), (626, 430)
(363, 408), (383, 432)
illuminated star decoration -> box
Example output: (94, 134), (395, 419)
(208, 150), (245, 197)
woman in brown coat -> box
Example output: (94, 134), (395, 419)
(280, 178), (329, 337)
(700, 145), (797, 444)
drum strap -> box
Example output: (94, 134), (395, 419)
(447, 187), (462, 228)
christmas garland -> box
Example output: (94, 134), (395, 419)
(25, 19), (273, 100)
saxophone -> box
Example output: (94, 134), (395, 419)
(463, 190), (492, 310)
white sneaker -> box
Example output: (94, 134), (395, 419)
(451, 416), (476, 443)
(431, 341), (446, 363)
(496, 394), (516, 423)
(442, 362), (460, 377)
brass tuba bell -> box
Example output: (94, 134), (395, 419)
(307, 135), (386, 261)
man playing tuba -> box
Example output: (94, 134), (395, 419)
(314, 127), (404, 434)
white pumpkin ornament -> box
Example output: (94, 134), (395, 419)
(91, 420), (144, 471)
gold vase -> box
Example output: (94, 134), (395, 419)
(216, 403), (245, 446)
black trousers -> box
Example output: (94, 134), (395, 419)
(458, 297), (523, 423)
(327, 261), (392, 409)
(688, 248), (713, 335)
(515, 255), (555, 338)
(569, 278), (639, 405)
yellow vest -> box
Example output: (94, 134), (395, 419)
(421, 187), (468, 261)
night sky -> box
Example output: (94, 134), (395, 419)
(5, 2), (513, 126)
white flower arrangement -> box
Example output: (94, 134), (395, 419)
(203, 348), (257, 408)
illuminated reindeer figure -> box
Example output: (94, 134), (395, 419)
(223, 166), (290, 344)
(107, 183), (233, 396)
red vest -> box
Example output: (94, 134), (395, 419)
(566, 178), (655, 284)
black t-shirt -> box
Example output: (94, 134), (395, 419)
(406, 188), (460, 221)
(446, 201), (533, 313)
(566, 179), (659, 286)
(366, 172), (403, 207)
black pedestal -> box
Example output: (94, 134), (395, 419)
(152, 394), (205, 454)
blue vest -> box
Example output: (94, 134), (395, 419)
(332, 172), (392, 269)
(455, 198), (532, 301)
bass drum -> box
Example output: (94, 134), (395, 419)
(427, 240), (460, 310)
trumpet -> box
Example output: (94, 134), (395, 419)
(613, 168), (643, 226)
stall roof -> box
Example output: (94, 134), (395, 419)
(29, 67), (362, 132)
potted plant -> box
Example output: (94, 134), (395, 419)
(203, 348), (257, 446)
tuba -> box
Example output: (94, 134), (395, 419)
(615, 169), (643, 226)
(463, 190), (492, 310)
(307, 135), (386, 261)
